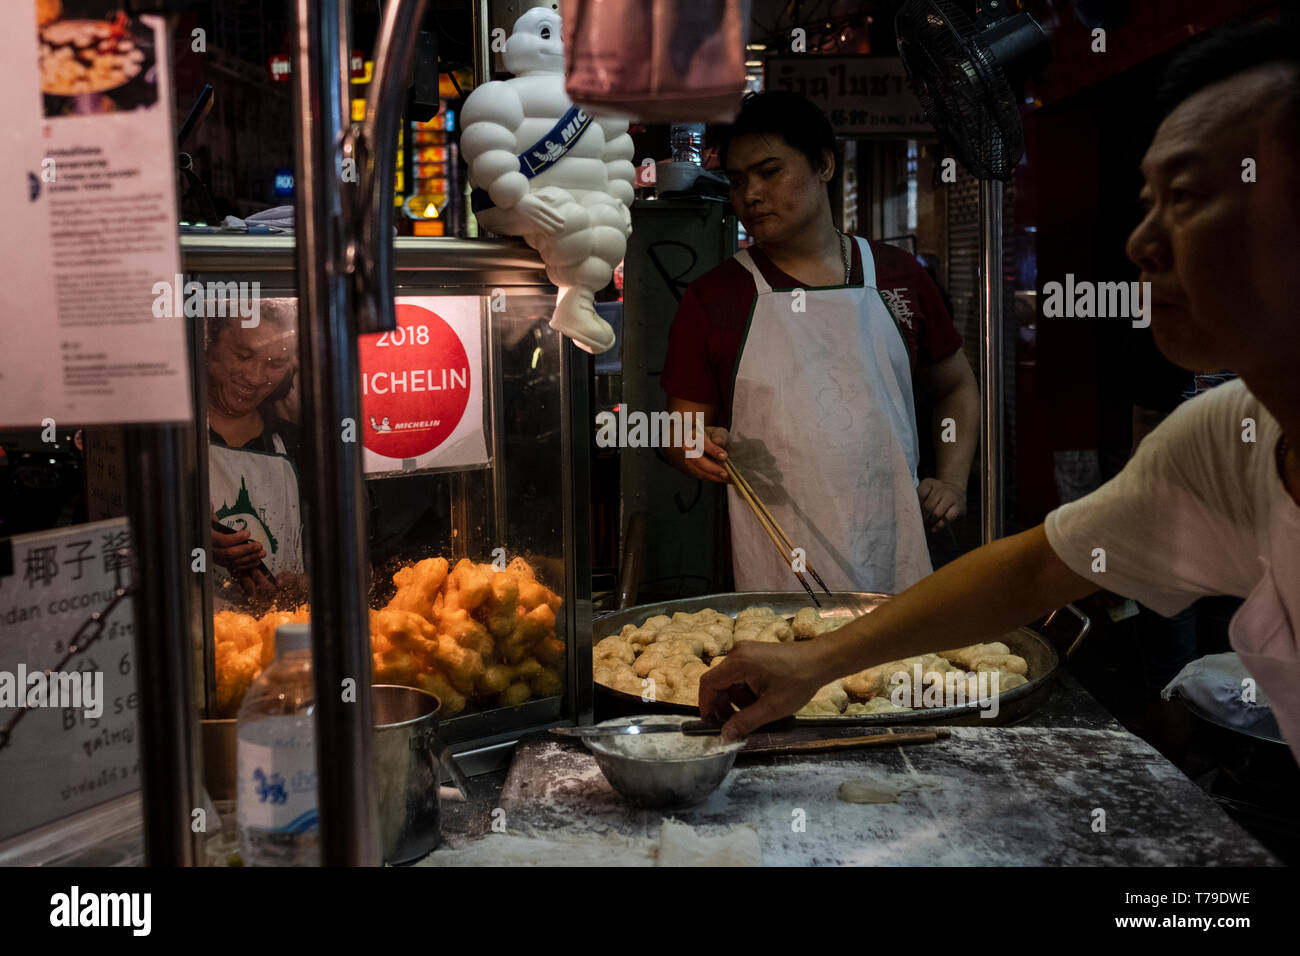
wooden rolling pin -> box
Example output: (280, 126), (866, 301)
(741, 728), (950, 757)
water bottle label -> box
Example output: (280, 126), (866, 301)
(237, 717), (318, 834)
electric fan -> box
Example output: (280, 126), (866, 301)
(895, 0), (1051, 541)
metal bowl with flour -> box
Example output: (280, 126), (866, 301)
(582, 715), (745, 808)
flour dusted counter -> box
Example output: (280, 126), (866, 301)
(426, 672), (1279, 866)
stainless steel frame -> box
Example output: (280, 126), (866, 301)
(123, 425), (202, 866)
(184, 234), (593, 769)
(292, 0), (382, 867)
(290, 0), (432, 865)
(978, 179), (1005, 544)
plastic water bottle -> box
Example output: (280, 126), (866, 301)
(236, 622), (319, 866)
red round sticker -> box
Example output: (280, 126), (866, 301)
(358, 303), (471, 460)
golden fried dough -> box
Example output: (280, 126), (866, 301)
(665, 659), (709, 706)
(970, 653), (1028, 676)
(385, 556), (449, 618)
(506, 556), (536, 580)
(370, 608), (438, 654)
(534, 635), (566, 666)
(939, 641), (1011, 670)
(594, 659), (638, 694)
(632, 639), (703, 678)
(374, 647), (421, 686)
(445, 559), (493, 613)
(792, 608), (821, 640)
(483, 572), (519, 638)
(417, 671), (466, 716)
(795, 680), (848, 716)
(498, 681), (532, 708)
(843, 654), (954, 699)
(437, 607), (494, 657)
(518, 578), (562, 614)
(594, 635), (635, 665)
(734, 618), (792, 644)
(476, 662), (515, 696)
(431, 635), (485, 694)
(530, 667), (564, 698)
(213, 552), (567, 717)
(504, 604), (556, 663)
(844, 697), (911, 715)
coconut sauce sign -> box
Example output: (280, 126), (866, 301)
(358, 297), (488, 474)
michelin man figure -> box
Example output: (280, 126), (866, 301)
(460, 7), (635, 353)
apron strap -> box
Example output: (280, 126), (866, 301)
(737, 239), (875, 292)
(853, 236), (877, 288)
(733, 248), (773, 295)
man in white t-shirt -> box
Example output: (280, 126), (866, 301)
(699, 21), (1300, 764)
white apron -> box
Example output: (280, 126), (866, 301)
(1228, 476), (1300, 766)
(727, 237), (932, 593)
(209, 433), (304, 586)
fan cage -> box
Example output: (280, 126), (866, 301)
(895, 0), (1024, 182)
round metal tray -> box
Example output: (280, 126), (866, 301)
(593, 591), (1060, 726)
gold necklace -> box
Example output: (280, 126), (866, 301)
(836, 230), (850, 283)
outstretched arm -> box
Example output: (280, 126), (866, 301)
(698, 525), (1097, 738)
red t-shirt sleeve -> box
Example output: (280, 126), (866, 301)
(660, 285), (721, 406)
(913, 264), (963, 366)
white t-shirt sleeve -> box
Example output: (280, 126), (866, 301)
(1044, 380), (1264, 617)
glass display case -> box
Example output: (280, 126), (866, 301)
(185, 235), (593, 771)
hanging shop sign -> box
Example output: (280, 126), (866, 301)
(1, 2), (192, 427)
(0, 519), (139, 843)
(763, 56), (930, 137)
(358, 297), (488, 474)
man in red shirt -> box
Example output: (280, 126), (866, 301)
(661, 91), (978, 594)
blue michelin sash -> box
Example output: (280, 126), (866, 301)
(470, 104), (593, 213)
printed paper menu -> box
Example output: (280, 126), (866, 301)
(0, 1), (192, 427)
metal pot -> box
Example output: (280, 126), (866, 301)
(203, 685), (467, 865)
(372, 684), (467, 866)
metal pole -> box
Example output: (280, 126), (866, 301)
(978, 178), (1005, 544)
(291, 0), (381, 866)
(472, 0), (491, 89)
(124, 424), (200, 866)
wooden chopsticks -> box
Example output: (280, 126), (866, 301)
(722, 458), (833, 605)
(741, 728), (950, 757)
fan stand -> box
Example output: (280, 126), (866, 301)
(978, 179), (1005, 544)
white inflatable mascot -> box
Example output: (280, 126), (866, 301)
(460, 7), (634, 354)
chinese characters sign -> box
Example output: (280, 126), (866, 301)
(0, 519), (139, 842)
(764, 57), (930, 136)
